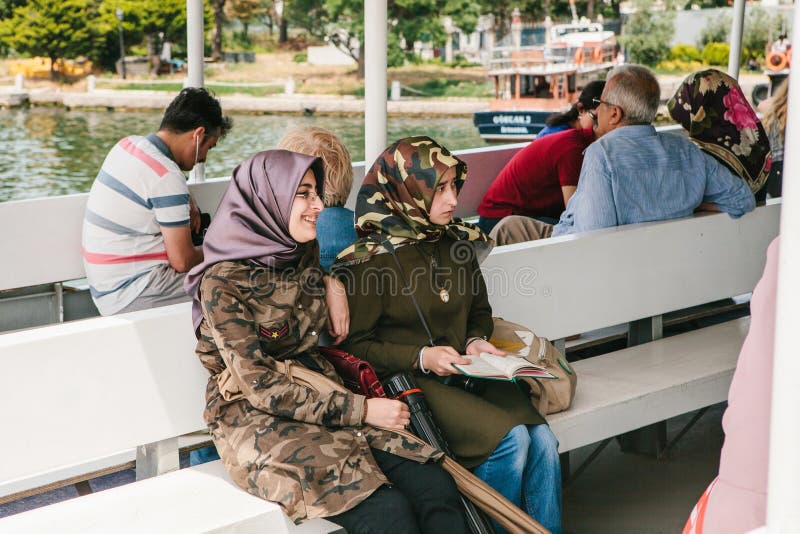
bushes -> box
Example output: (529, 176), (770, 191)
(702, 42), (730, 66)
(670, 44), (702, 62)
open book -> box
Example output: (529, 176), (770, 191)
(453, 352), (557, 381)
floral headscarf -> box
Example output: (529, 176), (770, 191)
(668, 69), (771, 193)
(334, 136), (489, 265)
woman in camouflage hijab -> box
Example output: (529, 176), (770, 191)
(668, 68), (772, 197)
(337, 137), (563, 533)
(335, 136), (489, 265)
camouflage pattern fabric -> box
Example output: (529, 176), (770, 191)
(195, 256), (442, 524)
(334, 136), (489, 266)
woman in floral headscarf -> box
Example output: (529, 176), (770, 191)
(335, 137), (562, 534)
(668, 68), (772, 201)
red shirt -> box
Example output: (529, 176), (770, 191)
(478, 128), (595, 220)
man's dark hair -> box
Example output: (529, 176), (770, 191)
(159, 87), (233, 138)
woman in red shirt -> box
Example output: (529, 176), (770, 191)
(477, 81), (604, 234)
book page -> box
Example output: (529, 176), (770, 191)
(453, 355), (508, 378)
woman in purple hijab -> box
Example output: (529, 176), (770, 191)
(184, 150), (468, 533)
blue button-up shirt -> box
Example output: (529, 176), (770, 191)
(552, 125), (756, 237)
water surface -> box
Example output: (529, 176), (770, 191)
(0, 108), (486, 202)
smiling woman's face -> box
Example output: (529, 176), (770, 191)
(288, 170), (323, 243)
(429, 167), (458, 225)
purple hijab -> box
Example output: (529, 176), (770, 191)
(185, 149), (324, 335)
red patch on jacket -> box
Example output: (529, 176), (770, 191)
(259, 323), (289, 340)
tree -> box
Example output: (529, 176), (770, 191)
(225, 0), (268, 39)
(0, 0), (102, 79)
(618, 0), (675, 66)
(698, 12), (729, 48)
(212, 0), (226, 60)
(95, 0), (191, 71)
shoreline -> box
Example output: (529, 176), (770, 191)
(0, 72), (767, 116)
(0, 88), (488, 117)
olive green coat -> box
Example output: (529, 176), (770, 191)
(195, 259), (441, 524)
(338, 237), (544, 468)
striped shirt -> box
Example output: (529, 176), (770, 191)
(82, 134), (190, 315)
(552, 125), (756, 237)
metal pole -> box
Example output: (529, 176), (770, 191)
(727, 0), (746, 79)
(364, 0), (388, 166)
(765, 6), (800, 530)
(186, 0), (205, 182)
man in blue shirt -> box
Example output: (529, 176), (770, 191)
(551, 64), (755, 237)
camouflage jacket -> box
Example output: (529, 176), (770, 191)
(195, 259), (441, 523)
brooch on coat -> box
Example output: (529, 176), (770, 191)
(260, 323), (289, 340)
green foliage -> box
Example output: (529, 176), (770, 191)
(293, 53), (307, 63)
(0, 0), (103, 76)
(742, 6), (789, 62)
(670, 44), (702, 62)
(656, 58), (704, 72)
(387, 32), (406, 68)
(619, 0), (675, 66)
(701, 41), (729, 65)
(698, 12), (729, 48)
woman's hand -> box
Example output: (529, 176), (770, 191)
(323, 275), (349, 345)
(365, 398), (410, 429)
(422, 346), (471, 376)
(465, 339), (506, 357)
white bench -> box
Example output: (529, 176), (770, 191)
(480, 202), (779, 458)
(0, 203), (779, 529)
(0, 302), (341, 533)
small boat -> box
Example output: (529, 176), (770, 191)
(473, 19), (616, 141)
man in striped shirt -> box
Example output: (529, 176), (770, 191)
(82, 88), (232, 315)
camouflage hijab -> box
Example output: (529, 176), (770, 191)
(334, 136), (489, 265)
(185, 149), (324, 335)
(668, 69), (771, 193)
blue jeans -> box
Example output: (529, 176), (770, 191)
(473, 424), (562, 534)
(189, 445), (220, 466)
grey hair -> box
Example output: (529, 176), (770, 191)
(604, 64), (661, 125)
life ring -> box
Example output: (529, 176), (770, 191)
(766, 51), (788, 71)
(574, 48), (585, 64)
(592, 47), (603, 63)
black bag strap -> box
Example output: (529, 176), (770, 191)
(371, 236), (436, 347)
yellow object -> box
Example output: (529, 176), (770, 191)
(8, 57), (92, 78)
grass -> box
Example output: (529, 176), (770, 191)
(95, 81), (284, 97)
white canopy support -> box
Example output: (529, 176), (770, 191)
(186, 0), (205, 182)
(364, 0), (388, 167)
(727, 0), (746, 79)
(765, 5), (800, 531)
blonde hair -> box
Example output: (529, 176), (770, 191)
(278, 127), (353, 207)
(762, 80), (788, 146)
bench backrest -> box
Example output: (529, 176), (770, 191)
(0, 302), (203, 497)
(0, 201), (780, 497)
(483, 202), (781, 340)
(0, 144), (524, 292)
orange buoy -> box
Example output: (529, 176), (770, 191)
(574, 48), (585, 64)
(592, 47), (603, 62)
(766, 51), (788, 71)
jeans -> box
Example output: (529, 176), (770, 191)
(473, 424), (562, 534)
(327, 449), (469, 534)
(189, 445), (220, 466)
